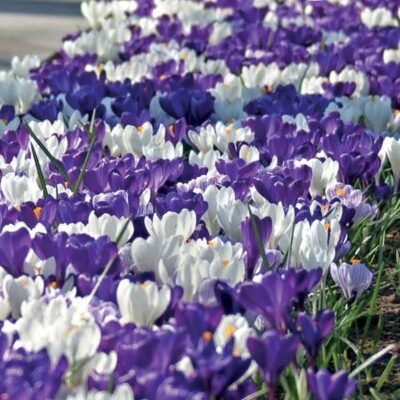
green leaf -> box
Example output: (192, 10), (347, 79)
(247, 204), (270, 271)
(30, 144), (48, 198)
(72, 135), (96, 195)
(25, 124), (72, 186)
(87, 215), (133, 303)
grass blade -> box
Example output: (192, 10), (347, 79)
(25, 124), (72, 186)
(247, 204), (270, 271)
(350, 344), (395, 378)
(30, 144), (48, 198)
(87, 215), (134, 303)
(72, 135), (96, 195)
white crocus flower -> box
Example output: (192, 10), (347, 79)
(23, 249), (56, 278)
(131, 235), (182, 283)
(214, 314), (252, 357)
(0, 173), (42, 206)
(28, 119), (65, 140)
(363, 96), (392, 132)
(81, 0), (112, 29)
(216, 189), (248, 242)
(188, 124), (217, 152)
(144, 209), (196, 242)
(254, 201), (295, 249)
(117, 279), (170, 327)
(2, 275), (44, 319)
(0, 72), (39, 114)
(329, 67), (369, 96)
(214, 122), (254, 153)
(14, 296), (101, 364)
(175, 238), (245, 302)
(296, 158), (339, 197)
(189, 149), (227, 170)
(383, 49), (400, 64)
(142, 125), (183, 160)
(239, 144), (260, 163)
(381, 137), (400, 191)
(202, 186), (230, 235)
(360, 7), (398, 29)
(58, 211), (134, 247)
(298, 219), (341, 273)
(11, 55), (41, 78)
(67, 384), (134, 400)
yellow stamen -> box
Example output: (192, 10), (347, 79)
(49, 281), (58, 289)
(64, 181), (69, 188)
(137, 125), (144, 134)
(224, 324), (236, 338)
(15, 205), (21, 212)
(168, 124), (175, 137)
(207, 240), (216, 248)
(395, 109), (400, 117)
(181, 52), (187, 61)
(139, 282), (150, 289)
(324, 222), (330, 232)
(263, 85), (273, 93)
(335, 188), (345, 197)
(18, 276), (28, 286)
(202, 331), (213, 342)
(242, 148), (250, 158)
(221, 259), (230, 268)
(94, 65), (104, 75)
(33, 206), (41, 219)
(232, 348), (240, 357)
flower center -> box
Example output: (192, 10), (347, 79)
(202, 331), (213, 342)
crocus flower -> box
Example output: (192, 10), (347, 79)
(247, 331), (299, 390)
(307, 368), (356, 400)
(238, 271), (295, 332)
(296, 310), (335, 360)
(330, 261), (373, 300)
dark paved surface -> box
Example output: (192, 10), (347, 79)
(0, 0), (85, 70)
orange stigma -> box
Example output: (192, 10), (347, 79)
(49, 281), (58, 289)
(335, 188), (346, 197)
(202, 331), (213, 342)
(324, 222), (330, 232)
(351, 258), (361, 265)
(221, 259), (230, 268)
(224, 324), (236, 338)
(33, 207), (41, 219)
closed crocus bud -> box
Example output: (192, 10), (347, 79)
(307, 368), (356, 400)
(3, 275), (44, 319)
(297, 157), (339, 197)
(363, 96), (392, 133)
(330, 261), (373, 300)
(144, 209), (196, 242)
(381, 137), (400, 191)
(116, 279), (170, 327)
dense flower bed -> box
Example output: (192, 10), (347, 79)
(0, 0), (399, 398)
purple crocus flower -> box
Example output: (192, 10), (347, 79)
(330, 262), (373, 300)
(238, 271), (295, 332)
(159, 88), (214, 126)
(0, 348), (67, 400)
(296, 310), (335, 360)
(0, 228), (31, 277)
(240, 215), (272, 278)
(307, 368), (356, 400)
(254, 165), (312, 209)
(66, 234), (121, 277)
(247, 331), (299, 391)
